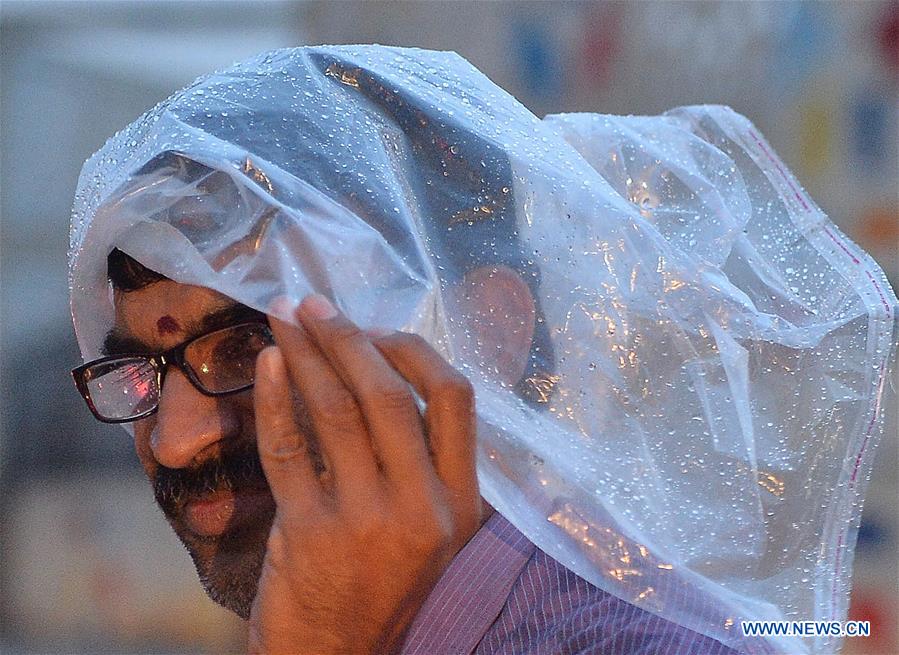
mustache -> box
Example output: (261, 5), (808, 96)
(153, 443), (267, 514)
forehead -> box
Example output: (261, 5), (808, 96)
(112, 280), (235, 349)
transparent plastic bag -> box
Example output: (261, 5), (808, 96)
(70, 46), (897, 654)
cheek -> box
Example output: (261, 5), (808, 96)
(227, 388), (258, 424)
(133, 418), (159, 478)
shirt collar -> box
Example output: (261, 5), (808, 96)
(399, 510), (535, 655)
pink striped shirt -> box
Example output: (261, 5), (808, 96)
(400, 511), (763, 655)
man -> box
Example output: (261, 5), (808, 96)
(98, 248), (485, 653)
(70, 45), (894, 655)
(79, 245), (745, 654)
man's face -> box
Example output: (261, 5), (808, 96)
(107, 264), (533, 621)
(111, 279), (277, 619)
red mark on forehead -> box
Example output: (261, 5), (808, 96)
(156, 315), (181, 335)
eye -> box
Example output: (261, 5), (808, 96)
(186, 323), (273, 392)
(214, 325), (271, 360)
(83, 357), (159, 420)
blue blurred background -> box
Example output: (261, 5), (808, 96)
(1, 2), (896, 653)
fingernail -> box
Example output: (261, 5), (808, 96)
(270, 296), (296, 317)
(256, 345), (286, 384)
(366, 327), (392, 337)
(300, 293), (337, 320)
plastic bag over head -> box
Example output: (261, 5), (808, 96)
(69, 46), (898, 654)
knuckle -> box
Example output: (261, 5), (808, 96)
(431, 512), (455, 542)
(350, 507), (389, 540)
(327, 320), (365, 349)
(438, 371), (475, 405)
(380, 331), (428, 355)
(264, 525), (291, 568)
(407, 512), (453, 553)
(371, 384), (416, 413)
(311, 389), (359, 429)
(261, 440), (305, 465)
(398, 332), (429, 350)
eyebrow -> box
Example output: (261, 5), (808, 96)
(101, 303), (267, 356)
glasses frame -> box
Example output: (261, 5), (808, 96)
(71, 317), (272, 424)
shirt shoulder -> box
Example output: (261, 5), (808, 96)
(400, 510), (765, 655)
(475, 547), (750, 655)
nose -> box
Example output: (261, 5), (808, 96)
(150, 368), (242, 469)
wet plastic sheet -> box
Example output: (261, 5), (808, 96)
(69, 46), (897, 654)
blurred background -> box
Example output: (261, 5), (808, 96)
(1, 1), (896, 653)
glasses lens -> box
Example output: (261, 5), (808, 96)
(185, 322), (274, 393)
(84, 358), (158, 420)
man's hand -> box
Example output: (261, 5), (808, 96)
(247, 294), (483, 655)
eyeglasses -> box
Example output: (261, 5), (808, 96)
(72, 319), (274, 423)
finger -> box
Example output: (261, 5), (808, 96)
(295, 295), (433, 490)
(267, 304), (381, 503)
(254, 345), (325, 517)
(367, 331), (477, 501)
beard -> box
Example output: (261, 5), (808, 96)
(153, 442), (275, 619)
(193, 530), (268, 620)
